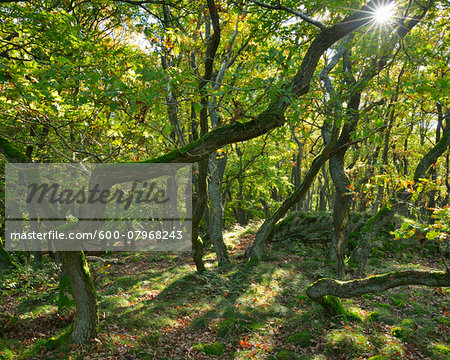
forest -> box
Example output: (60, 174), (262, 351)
(0, 0), (449, 359)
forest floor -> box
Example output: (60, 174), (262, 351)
(0, 221), (449, 360)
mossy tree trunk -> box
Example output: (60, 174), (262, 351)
(307, 270), (450, 316)
(0, 136), (98, 343)
(59, 252), (98, 343)
(0, 237), (18, 270)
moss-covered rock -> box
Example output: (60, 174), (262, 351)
(429, 343), (450, 359)
(203, 342), (225, 356)
(194, 342), (226, 356)
(287, 330), (313, 347)
(390, 319), (414, 341)
(390, 326), (405, 339)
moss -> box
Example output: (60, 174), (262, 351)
(378, 303), (392, 309)
(438, 316), (449, 325)
(287, 330), (313, 347)
(276, 349), (298, 360)
(381, 342), (404, 359)
(139, 112), (285, 164)
(430, 343), (450, 359)
(246, 255), (260, 267)
(366, 309), (396, 325)
(320, 295), (362, 322)
(390, 293), (407, 307)
(194, 342), (226, 356)
(44, 325), (72, 350)
(58, 272), (75, 313)
(0, 237), (18, 270)
(203, 342), (225, 356)
(325, 329), (369, 356)
(390, 326), (406, 339)
(390, 318), (416, 340)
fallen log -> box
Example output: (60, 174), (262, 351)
(306, 270), (450, 316)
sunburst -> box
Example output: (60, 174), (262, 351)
(373, 2), (396, 24)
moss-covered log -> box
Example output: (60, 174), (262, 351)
(307, 270), (450, 315)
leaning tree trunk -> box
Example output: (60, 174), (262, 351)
(351, 115), (450, 274)
(307, 269), (450, 316)
(59, 252), (98, 343)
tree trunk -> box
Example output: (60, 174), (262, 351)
(0, 237), (18, 270)
(59, 252), (98, 343)
(329, 152), (351, 276)
(444, 151), (449, 206)
(427, 102), (443, 210)
(208, 153), (230, 266)
(318, 165), (329, 211)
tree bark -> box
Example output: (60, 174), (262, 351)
(0, 237), (18, 270)
(59, 252), (98, 343)
(307, 269), (449, 315)
(208, 153), (230, 266)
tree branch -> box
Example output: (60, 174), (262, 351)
(250, 0), (325, 29)
(307, 270), (449, 315)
